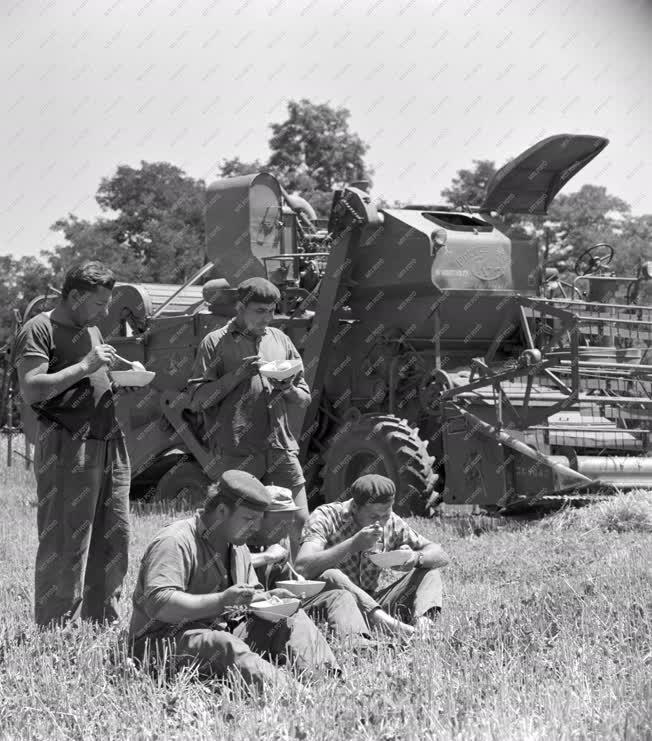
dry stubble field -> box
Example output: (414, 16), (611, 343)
(0, 437), (650, 741)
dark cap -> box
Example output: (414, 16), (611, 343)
(237, 277), (280, 305)
(350, 474), (396, 506)
(217, 470), (272, 512)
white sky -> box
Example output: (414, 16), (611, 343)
(2, 0), (651, 259)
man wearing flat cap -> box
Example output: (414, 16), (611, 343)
(246, 486), (382, 648)
(189, 277), (311, 558)
(296, 474), (450, 639)
(128, 470), (339, 692)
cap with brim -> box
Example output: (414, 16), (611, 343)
(218, 470), (272, 512)
(265, 485), (300, 512)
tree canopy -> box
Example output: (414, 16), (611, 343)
(216, 100), (371, 218)
(268, 99), (371, 193)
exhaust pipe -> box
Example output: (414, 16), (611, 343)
(549, 455), (652, 488)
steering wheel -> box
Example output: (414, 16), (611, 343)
(574, 243), (614, 277)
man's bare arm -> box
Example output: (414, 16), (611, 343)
(282, 382), (311, 408)
(153, 584), (258, 623)
(415, 542), (450, 569)
(18, 347), (115, 405)
(294, 540), (356, 579)
(295, 524), (384, 579)
(249, 543), (289, 569)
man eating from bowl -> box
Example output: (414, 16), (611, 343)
(189, 277), (310, 558)
(247, 485), (384, 649)
(14, 260), (134, 628)
(129, 470), (339, 693)
(295, 474), (450, 639)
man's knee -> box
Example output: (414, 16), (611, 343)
(415, 567), (444, 611)
(320, 568), (350, 588)
(178, 628), (276, 686)
(322, 587), (359, 610)
(180, 629), (249, 668)
(420, 567), (443, 587)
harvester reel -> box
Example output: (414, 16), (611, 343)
(574, 243), (614, 277)
(320, 414), (438, 517)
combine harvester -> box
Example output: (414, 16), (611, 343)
(536, 243), (651, 471)
(17, 134), (652, 514)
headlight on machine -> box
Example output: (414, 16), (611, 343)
(431, 229), (447, 253)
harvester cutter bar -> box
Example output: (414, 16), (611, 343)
(536, 493), (612, 507)
(532, 297), (652, 315)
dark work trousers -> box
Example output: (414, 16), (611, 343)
(33, 421), (131, 627)
(132, 610), (340, 691)
(256, 561), (371, 639)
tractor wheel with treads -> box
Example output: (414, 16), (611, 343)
(320, 414), (439, 517)
(154, 460), (211, 508)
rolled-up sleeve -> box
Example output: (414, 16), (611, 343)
(14, 321), (51, 364)
(300, 508), (332, 546)
(138, 536), (194, 621)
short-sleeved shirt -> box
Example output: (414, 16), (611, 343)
(189, 318), (310, 455)
(129, 511), (261, 641)
(301, 500), (430, 594)
(13, 311), (120, 441)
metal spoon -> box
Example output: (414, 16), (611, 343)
(287, 562), (305, 581)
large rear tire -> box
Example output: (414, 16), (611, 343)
(154, 460), (211, 508)
(320, 414), (438, 517)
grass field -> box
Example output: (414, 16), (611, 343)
(0, 436), (650, 740)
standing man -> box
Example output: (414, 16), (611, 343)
(189, 277), (311, 556)
(14, 261), (131, 627)
(295, 474), (450, 639)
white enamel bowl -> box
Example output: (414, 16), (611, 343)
(110, 370), (156, 387)
(258, 359), (303, 381)
(367, 550), (414, 568)
(249, 597), (301, 622)
(274, 580), (326, 599)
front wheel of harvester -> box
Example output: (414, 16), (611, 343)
(154, 460), (211, 509)
(320, 414), (438, 517)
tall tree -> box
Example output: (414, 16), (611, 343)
(48, 162), (206, 284)
(440, 159), (496, 209)
(218, 157), (266, 178)
(0, 255), (51, 345)
(267, 100), (372, 217)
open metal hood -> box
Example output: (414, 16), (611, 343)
(482, 134), (609, 215)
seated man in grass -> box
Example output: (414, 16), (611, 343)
(128, 470), (339, 693)
(247, 485), (380, 648)
(295, 474), (450, 640)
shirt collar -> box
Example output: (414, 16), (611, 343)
(196, 509), (225, 547)
(195, 510), (209, 539)
(196, 510), (232, 574)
